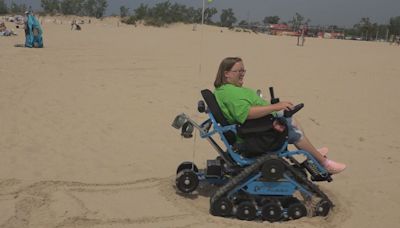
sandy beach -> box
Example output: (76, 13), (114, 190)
(1, 16), (400, 227)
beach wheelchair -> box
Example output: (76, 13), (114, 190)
(172, 87), (334, 222)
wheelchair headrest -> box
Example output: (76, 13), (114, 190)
(201, 89), (236, 145)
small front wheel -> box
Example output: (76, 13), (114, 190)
(176, 169), (199, 193)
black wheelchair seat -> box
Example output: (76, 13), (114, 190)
(201, 89), (287, 157)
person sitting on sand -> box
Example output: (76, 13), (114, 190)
(213, 57), (346, 174)
(71, 19), (76, 30)
(0, 21), (15, 36)
(0, 21), (6, 31)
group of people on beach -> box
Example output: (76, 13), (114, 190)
(0, 20), (17, 36)
(2, 11), (44, 47)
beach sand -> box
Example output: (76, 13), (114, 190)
(1, 16), (400, 228)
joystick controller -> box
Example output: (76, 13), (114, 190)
(284, 103), (304, 118)
(269, 87), (304, 117)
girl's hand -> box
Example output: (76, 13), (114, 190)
(272, 101), (294, 111)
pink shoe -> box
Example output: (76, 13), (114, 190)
(317, 147), (329, 157)
(322, 159), (346, 174)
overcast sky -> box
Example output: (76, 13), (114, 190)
(11, 0), (400, 27)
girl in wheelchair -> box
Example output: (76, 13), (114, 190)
(213, 57), (346, 174)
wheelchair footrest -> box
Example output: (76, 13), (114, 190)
(301, 160), (332, 182)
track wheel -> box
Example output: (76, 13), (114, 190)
(176, 169), (199, 193)
(287, 202), (307, 220)
(315, 200), (331, 216)
(211, 197), (233, 217)
(236, 201), (257, 221)
(261, 202), (282, 222)
(261, 158), (285, 181)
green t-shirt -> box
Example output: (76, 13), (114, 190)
(214, 84), (269, 124)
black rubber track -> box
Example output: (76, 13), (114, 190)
(210, 154), (333, 216)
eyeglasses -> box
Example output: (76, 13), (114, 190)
(230, 69), (246, 74)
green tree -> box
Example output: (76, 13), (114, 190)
(83, 0), (107, 18)
(0, 0), (8, 15)
(133, 3), (148, 21)
(354, 17), (375, 40)
(376, 24), (389, 40)
(120, 5), (129, 18)
(238, 20), (248, 28)
(123, 1), (217, 27)
(169, 3), (186, 22)
(343, 26), (359, 38)
(220, 8), (236, 28)
(185, 7), (202, 23)
(203, 7), (217, 24)
(41, 0), (60, 15)
(263, 16), (280, 25)
(389, 16), (400, 35)
(93, 0), (108, 18)
(10, 2), (27, 14)
(60, 0), (84, 15)
(146, 1), (172, 26)
(288, 12), (310, 30)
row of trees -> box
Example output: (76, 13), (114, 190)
(0, 0), (29, 14)
(120, 2), (237, 28)
(116, 2), (306, 29)
(119, 1), (400, 40)
(349, 17), (400, 40)
(1, 0), (399, 39)
(255, 13), (400, 40)
(41, 0), (108, 18)
(0, 0), (107, 18)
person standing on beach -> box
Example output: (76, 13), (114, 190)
(297, 24), (307, 46)
(389, 35), (394, 45)
(71, 19), (76, 30)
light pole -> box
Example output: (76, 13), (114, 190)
(201, 0), (205, 25)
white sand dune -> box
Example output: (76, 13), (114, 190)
(1, 16), (400, 228)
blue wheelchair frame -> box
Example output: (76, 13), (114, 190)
(174, 88), (334, 220)
(193, 110), (331, 198)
